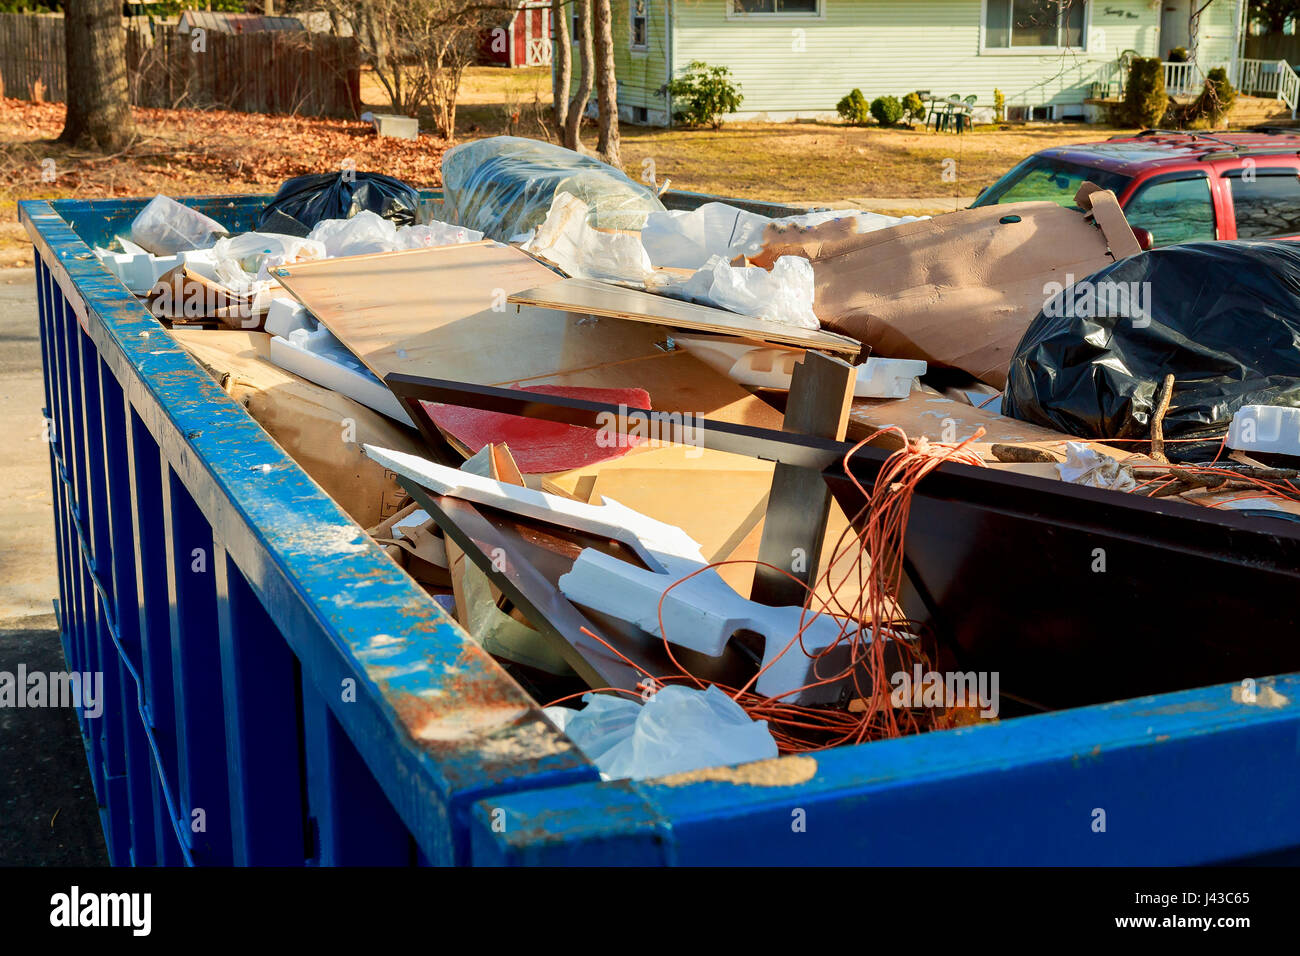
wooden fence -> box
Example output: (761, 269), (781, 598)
(0, 13), (361, 118)
(1244, 34), (1300, 66)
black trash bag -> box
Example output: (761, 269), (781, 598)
(1003, 240), (1300, 461)
(256, 172), (420, 236)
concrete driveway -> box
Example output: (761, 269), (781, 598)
(0, 264), (107, 865)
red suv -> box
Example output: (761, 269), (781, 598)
(972, 129), (1300, 247)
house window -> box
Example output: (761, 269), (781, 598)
(631, 0), (648, 49)
(731, 0), (820, 16)
(984, 0), (1086, 49)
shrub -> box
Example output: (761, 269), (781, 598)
(837, 88), (871, 125)
(902, 91), (927, 125)
(870, 94), (905, 127)
(1167, 46), (1189, 63)
(1171, 67), (1239, 128)
(1195, 67), (1237, 126)
(993, 88), (1006, 122)
(1123, 56), (1167, 128)
(663, 61), (743, 129)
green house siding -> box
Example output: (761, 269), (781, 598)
(668, 0), (1241, 120)
(567, 0), (672, 124)
(557, 0), (1242, 124)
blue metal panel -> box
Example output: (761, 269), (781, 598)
(22, 192), (595, 866)
(214, 545), (308, 865)
(162, 467), (234, 865)
(471, 673), (1300, 865)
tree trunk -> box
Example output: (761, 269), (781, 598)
(552, 0), (571, 131)
(564, 0), (593, 150)
(592, 0), (619, 167)
(59, 0), (136, 151)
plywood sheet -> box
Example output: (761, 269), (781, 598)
(507, 277), (862, 356)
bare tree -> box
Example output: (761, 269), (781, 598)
(324, 0), (513, 132)
(591, 0), (620, 166)
(551, 0), (571, 131)
(564, 0), (593, 150)
(59, 0), (135, 151)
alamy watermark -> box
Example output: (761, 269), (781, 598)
(1042, 274), (1152, 328)
(890, 664), (999, 719)
(0, 665), (103, 719)
(594, 405), (705, 457)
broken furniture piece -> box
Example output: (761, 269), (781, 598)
(363, 445), (858, 704)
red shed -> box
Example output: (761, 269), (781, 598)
(480, 1), (553, 69)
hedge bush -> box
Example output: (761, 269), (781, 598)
(837, 88), (871, 125)
(870, 95), (905, 127)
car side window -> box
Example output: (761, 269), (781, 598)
(1122, 175), (1216, 247)
(1227, 169), (1300, 239)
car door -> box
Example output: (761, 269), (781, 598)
(1118, 170), (1219, 248)
(1217, 157), (1300, 241)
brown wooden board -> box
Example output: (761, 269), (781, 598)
(274, 242), (785, 430)
(507, 276), (862, 356)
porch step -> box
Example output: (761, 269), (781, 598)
(1229, 94), (1293, 125)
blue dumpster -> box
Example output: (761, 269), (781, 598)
(22, 193), (1300, 866)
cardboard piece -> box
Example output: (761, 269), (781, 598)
(751, 194), (1141, 389)
(147, 264), (270, 330)
(169, 329), (422, 528)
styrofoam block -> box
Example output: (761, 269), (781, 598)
(264, 298), (316, 339)
(360, 445), (701, 564)
(1227, 405), (1300, 458)
(269, 336), (413, 426)
(361, 444), (859, 703)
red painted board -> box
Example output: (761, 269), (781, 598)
(422, 384), (651, 473)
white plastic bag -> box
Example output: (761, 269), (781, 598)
(641, 202), (772, 270)
(307, 210), (400, 257)
(130, 195), (229, 255)
(658, 254), (820, 329)
(641, 202), (927, 271)
(544, 685), (778, 781)
(307, 210), (482, 258)
(210, 232), (326, 284)
(522, 193), (653, 284)
(398, 221), (484, 249)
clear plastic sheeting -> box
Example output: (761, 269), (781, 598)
(306, 210), (484, 259)
(522, 193), (653, 284)
(129, 195), (229, 255)
(652, 254), (820, 329)
(440, 135), (665, 241)
(545, 685), (779, 781)
(641, 201), (925, 271)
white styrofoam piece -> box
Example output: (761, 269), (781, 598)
(558, 549), (854, 704)
(361, 445), (858, 703)
(1227, 405), (1300, 458)
(96, 246), (220, 294)
(360, 445), (701, 564)
(673, 334), (925, 399)
(264, 297), (316, 339)
(269, 336), (413, 426)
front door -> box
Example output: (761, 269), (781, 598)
(1161, 0), (1193, 60)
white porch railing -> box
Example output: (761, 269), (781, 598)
(1235, 58), (1283, 97)
(1162, 61), (1206, 97)
(1279, 60), (1300, 118)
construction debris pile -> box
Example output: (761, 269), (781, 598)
(97, 137), (1300, 782)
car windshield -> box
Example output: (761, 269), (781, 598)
(973, 156), (1133, 209)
